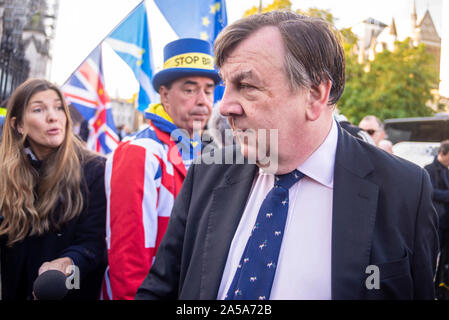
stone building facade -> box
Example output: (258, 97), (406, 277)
(0, 0), (58, 100)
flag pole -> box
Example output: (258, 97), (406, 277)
(60, 0), (146, 86)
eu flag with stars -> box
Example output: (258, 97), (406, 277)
(153, 0), (227, 42)
(153, 0), (227, 100)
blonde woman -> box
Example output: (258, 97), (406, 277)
(0, 79), (107, 300)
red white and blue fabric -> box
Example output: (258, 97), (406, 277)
(225, 170), (304, 300)
(100, 109), (197, 300)
(62, 45), (119, 154)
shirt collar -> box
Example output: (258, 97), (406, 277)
(297, 119), (337, 188)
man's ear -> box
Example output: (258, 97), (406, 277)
(305, 80), (332, 121)
(159, 85), (170, 109)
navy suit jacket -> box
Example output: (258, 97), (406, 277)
(425, 157), (449, 230)
(136, 125), (439, 300)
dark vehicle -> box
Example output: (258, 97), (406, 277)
(384, 114), (449, 167)
(384, 114), (449, 145)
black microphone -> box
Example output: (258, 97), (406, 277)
(33, 270), (68, 300)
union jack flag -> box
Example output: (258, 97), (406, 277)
(62, 45), (119, 154)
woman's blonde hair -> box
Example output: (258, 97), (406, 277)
(0, 78), (89, 246)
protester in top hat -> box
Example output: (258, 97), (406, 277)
(100, 38), (220, 300)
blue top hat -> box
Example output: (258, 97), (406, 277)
(152, 38), (221, 92)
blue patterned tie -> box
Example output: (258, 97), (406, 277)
(225, 169), (305, 300)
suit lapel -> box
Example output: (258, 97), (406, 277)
(332, 126), (379, 299)
(199, 164), (258, 299)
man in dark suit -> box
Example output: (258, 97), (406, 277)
(135, 11), (438, 300)
(425, 140), (449, 299)
(425, 141), (449, 239)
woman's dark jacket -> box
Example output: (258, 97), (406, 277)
(0, 153), (107, 300)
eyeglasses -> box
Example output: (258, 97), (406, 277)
(362, 129), (378, 136)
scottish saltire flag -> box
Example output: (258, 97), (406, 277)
(153, 0), (227, 101)
(106, 1), (158, 112)
(62, 45), (119, 154)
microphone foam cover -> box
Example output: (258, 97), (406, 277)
(33, 270), (68, 300)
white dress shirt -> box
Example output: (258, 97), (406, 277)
(217, 119), (338, 300)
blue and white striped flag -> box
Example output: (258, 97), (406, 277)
(106, 1), (158, 112)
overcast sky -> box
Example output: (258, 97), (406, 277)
(50, 0), (443, 99)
